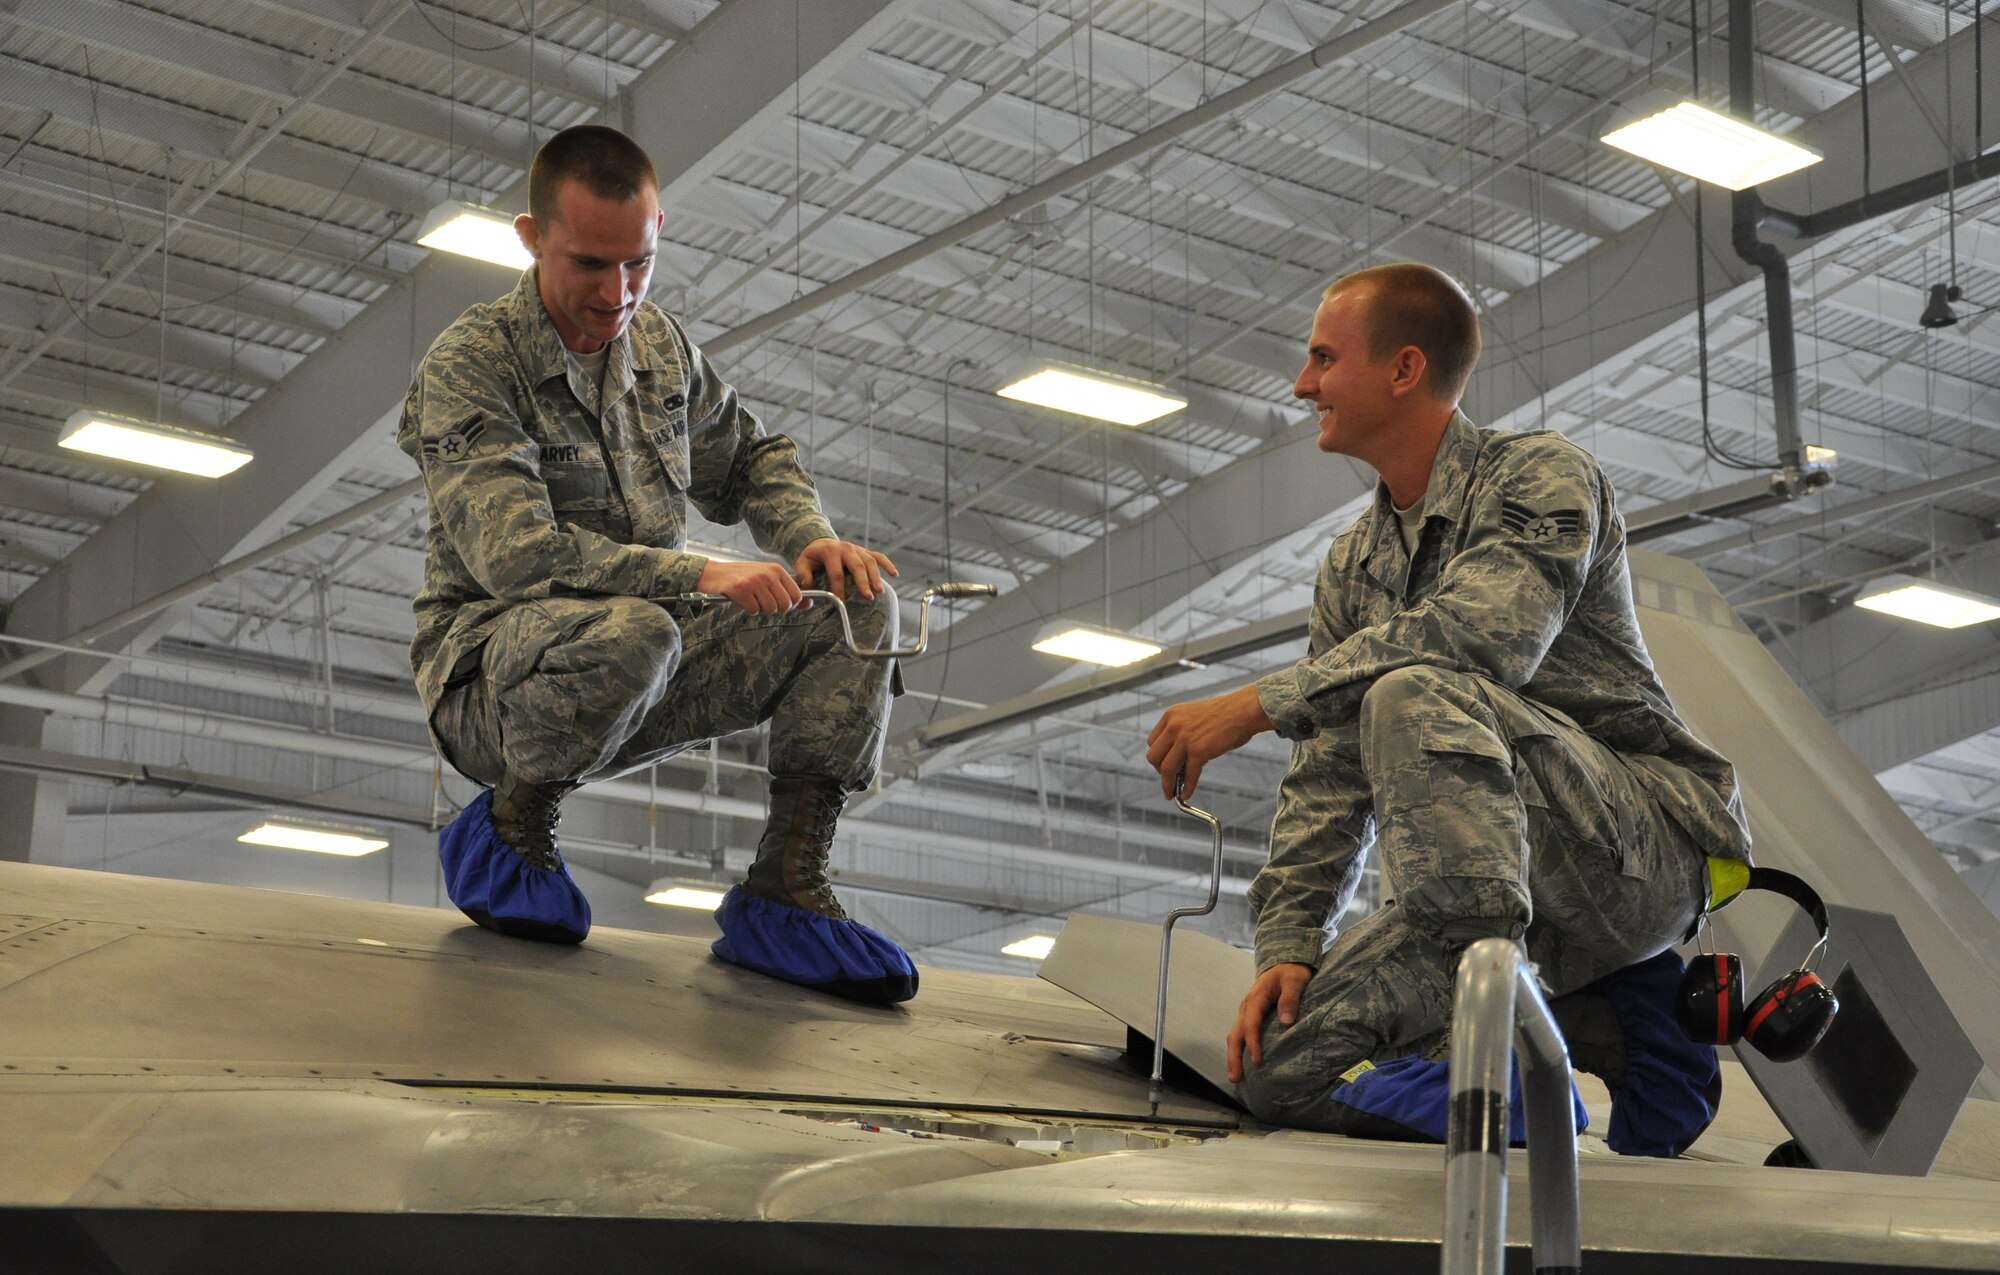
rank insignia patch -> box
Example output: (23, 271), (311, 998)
(1500, 501), (1584, 541)
(421, 418), (487, 465)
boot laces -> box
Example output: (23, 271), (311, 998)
(495, 780), (570, 870)
(791, 784), (845, 911)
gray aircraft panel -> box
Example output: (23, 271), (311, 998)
(0, 862), (1214, 1123)
(836, 1131), (2000, 1268)
(1038, 911), (1252, 1098)
(7, 857), (2000, 1270)
(1632, 551), (2000, 1100)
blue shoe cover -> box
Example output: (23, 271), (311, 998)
(1585, 949), (1721, 1157)
(438, 789), (591, 944)
(1326, 1053), (1588, 1145)
(711, 886), (918, 1003)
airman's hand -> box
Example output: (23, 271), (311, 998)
(1145, 685), (1274, 801)
(696, 559), (805, 614)
(794, 537), (899, 601)
(1226, 962), (1313, 1084)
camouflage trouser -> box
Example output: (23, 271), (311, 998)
(430, 591), (896, 793)
(1236, 665), (1708, 1130)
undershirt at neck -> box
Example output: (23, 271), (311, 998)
(572, 343), (611, 407)
(1393, 496), (1426, 557)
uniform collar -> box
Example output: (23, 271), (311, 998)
(1422, 409), (1482, 526)
(1362, 408), (1482, 594)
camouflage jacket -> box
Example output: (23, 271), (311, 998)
(396, 270), (835, 713)
(1248, 411), (1752, 971)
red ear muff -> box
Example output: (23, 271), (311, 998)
(1743, 970), (1838, 1063)
(1675, 952), (1746, 1045)
(1679, 866), (1838, 1060)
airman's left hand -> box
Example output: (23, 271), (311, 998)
(794, 537), (899, 601)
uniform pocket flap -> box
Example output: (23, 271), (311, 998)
(1418, 717), (1511, 762)
(654, 436), (691, 490)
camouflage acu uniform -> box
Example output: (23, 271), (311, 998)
(1235, 411), (1750, 1130)
(396, 270), (893, 793)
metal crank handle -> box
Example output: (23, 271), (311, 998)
(658, 581), (997, 660)
(1149, 788), (1225, 1115)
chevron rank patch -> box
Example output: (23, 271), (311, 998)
(420, 418), (488, 465)
(1499, 500), (1584, 542)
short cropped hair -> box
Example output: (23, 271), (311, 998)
(1323, 263), (1481, 404)
(528, 125), (658, 226)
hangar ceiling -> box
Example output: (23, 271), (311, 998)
(2, 0), (1998, 971)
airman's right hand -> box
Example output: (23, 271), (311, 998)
(1225, 962), (1313, 1084)
(696, 559), (806, 615)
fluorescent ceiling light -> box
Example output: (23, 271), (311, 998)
(1001, 934), (1057, 960)
(1031, 623), (1163, 668)
(997, 366), (1186, 426)
(60, 410), (253, 478)
(417, 199), (532, 270)
(238, 820), (388, 857)
(1853, 574), (2000, 629)
(1600, 101), (1822, 190)
(645, 884), (727, 911)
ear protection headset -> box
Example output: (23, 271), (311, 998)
(1675, 859), (1839, 1063)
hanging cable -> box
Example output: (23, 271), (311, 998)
(1857, 0), (1871, 194)
(925, 357), (975, 728)
(1945, 0), (1962, 296)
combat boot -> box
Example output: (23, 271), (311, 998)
(743, 774), (849, 918)
(490, 775), (577, 870)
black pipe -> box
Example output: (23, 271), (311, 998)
(1729, 0), (1803, 469)
(1777, 148), (2000, 239)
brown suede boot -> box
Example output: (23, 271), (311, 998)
(489, 775), (577, 871)
(743, 774), (849, 918)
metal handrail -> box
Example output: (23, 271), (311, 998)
(660, 581), (996, 659)
(1440, 937), (1582, 1275)
(1148, 791), (1225, 1115)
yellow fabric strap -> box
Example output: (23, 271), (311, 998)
(1706, 857), (1752, 912)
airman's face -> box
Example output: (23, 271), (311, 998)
(516, 179), (663, 353)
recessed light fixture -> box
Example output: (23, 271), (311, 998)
(1031, 623), (1163, 668)
(61, 410), (253, 478)
(417, 199), (532, 270)
(997, 365), (1186, 426)
(238, 820), (389, 857)
(1001, 934), (1057, 960)
(1853, 573), (2000, 629)
(644, 883), (728, 911)
(1600, 100), (1822, 190)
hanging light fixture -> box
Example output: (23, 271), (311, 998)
(61, 409), (253, 478)
(997, 364), (1186, 427)
(1001, 934), (1057, 961)
(417, 199), (532, 270)
(644, 880), (728, 910)
(238, 819), (389, 857)
(1600, 100), (1821, 190)
(1853, 573), (2000, 629)
(1031, 621), (1162, 667)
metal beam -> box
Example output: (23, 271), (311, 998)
(705, 0), (1467, 356)
(1838, 661), (2000, 774)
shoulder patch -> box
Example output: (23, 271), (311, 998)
(420, 417), (487, 465)
(1500, 500), (1584, 542)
